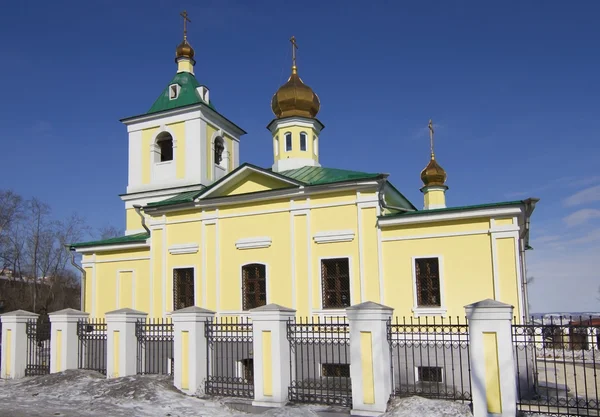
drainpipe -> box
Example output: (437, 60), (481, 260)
(377, 180), (415, 213)
(133, 204), (151, 235)
(519, 198), (539, 323)
(69, 249), (86, 312)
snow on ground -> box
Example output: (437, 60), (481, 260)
(383, 397), (472, 417)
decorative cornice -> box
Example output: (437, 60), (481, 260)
(313, 230), (355, 244)
(235, 237), (272, 250)
(168, 243), (199, 255)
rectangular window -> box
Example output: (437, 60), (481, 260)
(285, 133), (292, 151)
(322, 363), (350, 377)
(321, 258), (350, 309)
(173, 268), (194, 311)
(415, 258), (441, 307)
(242, 264), (267, 310)
(300, 133), (307, 151)
(417, 366), (443, 383)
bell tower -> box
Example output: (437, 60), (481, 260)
(268, 37), (323, 173)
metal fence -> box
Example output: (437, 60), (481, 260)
(25, 319), (51, 376)
(205, 316), (254, 398)
(513, 316), (600, 416)
(136, 318), (174, 376)
(287, 316), (352, 407)
(388, 316), (472, 403)
(77, 319), (107, 375)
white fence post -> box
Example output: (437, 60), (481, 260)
(171, 306), (215, 395)
(347, 301), (394, 417)
(465, 299), (516, 417)
(49, 308), (89, 373)
(105, 308), (147, 378)
(0, 310), (38, 379)
(250, 304), (296, 407)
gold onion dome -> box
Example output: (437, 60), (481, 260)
(176, 39), (195, 60)
(420, 157), (447, 187)
(271, 67), (320, 119)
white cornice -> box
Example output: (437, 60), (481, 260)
(122, 183), (205, 202)
(313, 230), (355, 244)
(235, 237), (272, 250)
(73, 242), (150, 254)
(378, 206), (523, 227)
(267, 117), (324, 133)
(168, 243), (199, 255)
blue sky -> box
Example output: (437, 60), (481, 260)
(1, 1), (599, 313)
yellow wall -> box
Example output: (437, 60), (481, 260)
(273, 125), (318, 164)
(125, 208), (142, 232)
(497, 237), (520, 318)
(221, 173), (291, 196)
(206, 123), (217, 180)
(423, 188), (446, 208)
(140, 121), (186, 185)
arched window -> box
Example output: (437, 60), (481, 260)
(300, 132), (307, 151)
(214, 136), (225, 165)
(242, 263), (266, 310)
(156, 132), (173, 162)
(285, 133), (292, 152)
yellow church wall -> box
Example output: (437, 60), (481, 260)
(361, 207), (380, 302)
(224, 134), (234, 172)
(494, 218), (514, 226)
(204, 223), (217, 311)
(382, 233), (495, 317)
(381, 218), (490, 239)
(206, 123), (217, 180)
(311, 204), (358, 232)
(126, 208), (142, 232)
(310, 191), (358, 206)
(273, 126), (317, 160)
(84, 266), (93, 313)
(171, 121), (186, 179)
(221, 173), (292, 196)
(151, 228), (164, 317)
(496, 237), (521, 318)
(424, 189), (446, 208)
(217, 199), (290, 216)
(141, 127), (157, 185)
(294, 214), (309, 316)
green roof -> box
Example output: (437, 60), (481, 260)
(70, 232), (149, 250)
(278, 166), (382, 185)
(145, 189), (204, 208)
(147, 72), (215, 115)
(380, 200), (527, 219)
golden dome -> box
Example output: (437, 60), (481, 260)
(176, 39), (195, 60)
(271, 68), (320, 119)
(420, 157), (447, 187)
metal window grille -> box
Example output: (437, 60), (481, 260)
(321, 258), (350, 309)
(288, 316), (352, 406)
(136, 318), (174, 376)
(513, 315), (600, 415)
(26, 318), (51, 376)
(205, 316), (254, 398)
(173, 268), (194, 311)
(388, 316), (471, 402)
(242, 264), (266, 311)
(415, 258), (441, 307)
(77, 318), (107, 375)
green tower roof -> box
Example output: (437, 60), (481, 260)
(147, 72), (215, 115)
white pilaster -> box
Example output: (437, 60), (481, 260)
(0, 310), (38, 379)
(250, 304), (296, 407)
(171, 306), (215, 395)
(346, 302), (393, 416)
(105, 308), (147, 379)
(48, 308), (89, 373)
(465, 299), (516, 417)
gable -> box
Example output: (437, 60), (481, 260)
(219, 172), (295, 197)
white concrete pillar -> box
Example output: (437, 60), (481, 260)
(346, 301), (393, 417)
(105, 308), (147, 378)
(0, 310), (38, 379)
(48, 308), (89, 373)
(171, 306), (215, 395)
(250, 304), (296, 407)
(465, 299), (516, 417)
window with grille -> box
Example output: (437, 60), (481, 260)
(415, 258), (441, 307)
(322, 363), (350, 377)
(242, 264), (266, 310)
(285, 133), (292, 151)
(321, 258), (350, 309)
(239, 358), (254, 382)
(417, 366), (443, 383)
(300, 132), (307, 151)
(173, 268), (194, 311)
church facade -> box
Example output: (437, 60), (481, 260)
(71, 31), (538, 322)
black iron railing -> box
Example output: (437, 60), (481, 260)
(136, 318), (174, 376)
(513, 316), (600, 415)
(287, 316), (351, 407)
(25, 319), (51, 376)
(388, 316), (471, 403)
(77, 319), (107, 375)
(205, 316), (254, 398)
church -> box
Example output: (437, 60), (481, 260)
(71, 20), (538, 322)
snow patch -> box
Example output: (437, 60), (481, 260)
(384, 397), (472, 417)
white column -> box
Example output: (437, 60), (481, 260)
(49, 308), (89, 373)
(250, 304), (296, 407)
(171, 306), (215, 395)
(105, 308), (147, 378)
(465, 299), (516, 417)
(346, 301), (393, 417)
(1, 310), (38, 379)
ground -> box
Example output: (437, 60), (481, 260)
(0, 370), (553, 417)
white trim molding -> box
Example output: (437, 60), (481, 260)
(168, 243), (199, 255)
(235, 237), (272, 250)
(313, 230), (355, 244)
(379, 206), (523, 227)
(411, 255), (447, 317)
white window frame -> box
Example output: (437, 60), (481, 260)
(169, 84), (180, 100)
(300, 132), (307, 151)
(411, 255), (447, 317)
(415, 365), (444, 383)
(315, 256), (353, 317)
(171, 265), (197, 312)
(285, 132), (292, 152)
(240, 262), (269, 311)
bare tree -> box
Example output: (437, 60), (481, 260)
(97, 225), (121, 240)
